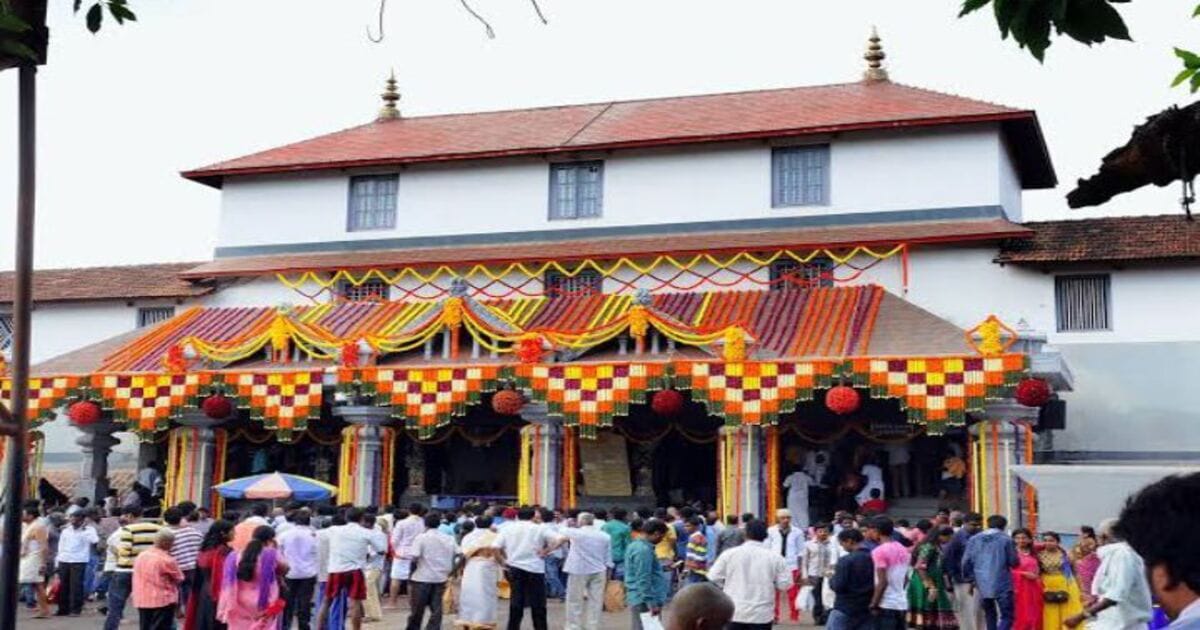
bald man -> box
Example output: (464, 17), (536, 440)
(662, 583), (734, 630)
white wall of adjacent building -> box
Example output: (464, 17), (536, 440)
(214, 125), (1021, 250)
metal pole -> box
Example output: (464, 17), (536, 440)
(0, 63), (37, 629)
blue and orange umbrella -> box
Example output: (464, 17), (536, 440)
(212, 472), (337, 501)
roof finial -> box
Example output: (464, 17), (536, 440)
(863, 26), (889, 82)
(377, 70), (401, 121)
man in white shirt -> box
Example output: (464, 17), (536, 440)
(801, 522), (839, 625)
(406, 513), (459, 630)
(55, 510), (100, 616)
(278, 509), (319, 630)
(766, 509), (805, 623)
(1066, 518), (1153, 630)
(708, 519), (793, 628)
(545, 512), (613, 630)
(389, 505), (425, 607)
(492, 507), (558, 630)
(316, 508), (388, 630)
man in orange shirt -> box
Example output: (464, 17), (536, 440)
(231, 503), (271, 552)
(132, 529), (184, 630)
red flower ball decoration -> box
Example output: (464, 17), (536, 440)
(1015, 378), (1051, 408)
(492, 389), (524, 416)
(650, 389), (685, 418)
(825, 385), (861, 416)
(67, 401), (102, 426)
(201, 394), (234, 420)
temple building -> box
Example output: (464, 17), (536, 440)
(3, 32), (1198, 529)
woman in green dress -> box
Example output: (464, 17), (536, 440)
(907, 526), (959, 630)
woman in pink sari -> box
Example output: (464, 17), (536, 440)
(217, 525), (288, 630)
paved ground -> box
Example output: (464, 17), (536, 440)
(21, 597), (815, 629)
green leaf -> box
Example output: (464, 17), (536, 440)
(73, 0), (82, 12)
(1194, 3), (1200, 18)
(994, 0), (1018, 39)
(0, 37), (36, 61)
(1190, 71), (1200, 93)
(1176, 47), (1200, 69)
(1172, 67), (1197, 88)
(85, 2), (102, 32)
(959, 0), (991, 18)
(107, 1), (134, 24)
(0, 12), (30, 33)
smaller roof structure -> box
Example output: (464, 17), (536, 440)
(0, 262), (210, 304)
(998, 214), (1200, 265)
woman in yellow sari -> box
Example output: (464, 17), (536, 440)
(1039, 532), (1084, 630)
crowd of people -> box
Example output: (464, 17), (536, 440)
(10, 470), (1199, 630)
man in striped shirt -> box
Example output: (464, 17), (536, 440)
(684, 516), (710, 584)
(162, 506), (203, 608)
(104, 507), (164, 630)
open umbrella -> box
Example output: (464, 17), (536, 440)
(212, 472), (337, 501)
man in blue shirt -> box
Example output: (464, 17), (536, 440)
(943, 512), (985, 630)
(626, 519), (670, 630)
(962, 514), (1019, 630)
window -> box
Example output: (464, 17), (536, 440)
(137, 307), (176, 329)
(0, 313), (12, 353)
(544, 270), (602, 298)
(769, 258), (833, 289)
(340, 279), (389, 302)
(772, 145), (830, 207)
(1055, 274), (1111, 332)
(347, 175), (399, 231)
(549, 161), (604, 220)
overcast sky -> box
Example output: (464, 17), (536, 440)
(0, 0), (1194, 271)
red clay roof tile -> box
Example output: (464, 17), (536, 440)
(998, 214), (1200, 264)
(0, 263), (211, 304)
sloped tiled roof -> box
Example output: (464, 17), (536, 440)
(998, 214), (1200, 264)
(0, 263), (210, 304)
(183, 81), (1055, 189)
(37, 285), (973, 376)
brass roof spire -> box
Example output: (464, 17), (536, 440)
(377, 70), (401, 121)
(863, 26), (889, 82)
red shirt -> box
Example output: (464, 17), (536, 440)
(132, 547), (184, 609)
(861, 498), (888, 514)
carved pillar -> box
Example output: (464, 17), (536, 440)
(632, 442), (656, 498)
(76, 421), (121, 505)
(973, 400), (1038, 527)
(518, 402), (563, 507)
(718, 425), (765, 520)
(405, 437), (427, 498)
(333, 406), (394, 507)
(167, 412), (229, 509)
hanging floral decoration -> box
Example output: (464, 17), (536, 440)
(650, 389), (685, 418)
(514, 362), (670, 437)
(824, 385), (861, 415)
(162, 344), (189, 374)
(340, 342), (360, 368)
(674, 360), (835, 426)
(0, 376), (81, 425)
(516, 334), (546, 364)
(200, 393), (234, 420)
(1015, 377), (1051, 408)
(67, 400), (103, 426)
(491, 389), (525, 416)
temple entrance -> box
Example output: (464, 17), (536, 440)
(399, 403), (525, 507)
(222, 417), (343, 487)
(651, 428), (718, 507)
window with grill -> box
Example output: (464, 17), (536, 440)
(347, 175), (399, 231)
(772, 145), (830, 207)
(340, 279), (389, 302)
(0, 313), (12, 352)
(544, 270), (602, 298)
(1055, 274), (1111, 332)
(769, 258), (833, 289)
(549, 161), (604, 220)
(137, 307), (176, 329)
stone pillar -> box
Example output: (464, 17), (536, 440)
(404, 437), (427, 499)
(76, 421), (121, 505)
(168, 412), (228, 509)
(518, 402), (563, 508)
(718, 425), (766, 520)
(973, 399), (1038, 526)
(632, 442), (656, 499)
(333, 406), (393, 507)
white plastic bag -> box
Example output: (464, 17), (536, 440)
(795, 584), (815, 611)
(639, 611), (665, 630)
(822, 578), (836, 609)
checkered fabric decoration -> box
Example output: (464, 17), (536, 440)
(673, 361), (836, 425)
(229, 371), (325, 441)
(0, 376), (81, 425)
(516, 363), (669, 437)
(841, 354), (1027, 432)
(93, 373), (210, 439)
(360, 366), (502, 438)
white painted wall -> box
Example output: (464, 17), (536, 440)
(215, 125), (1018, 249)
(29, 301), (175, 364)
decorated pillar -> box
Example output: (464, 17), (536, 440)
(632, 442), (656, 499)
(971, 399), (1038, 527)
(165, 411), (229, 510)
(403, 437), (427, 499)
(517, 402), (563, 508)
(334, 406), (395, 507)
(75, 421), (122, 505)
(718, 425), (766, 521)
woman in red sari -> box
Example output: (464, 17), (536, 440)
(1012, 528), (1044, 630)
(185, 519), (235, 630)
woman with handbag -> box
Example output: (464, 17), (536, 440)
(1038, 532), (1084, 630)
(1012, 528), (1045, 630)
